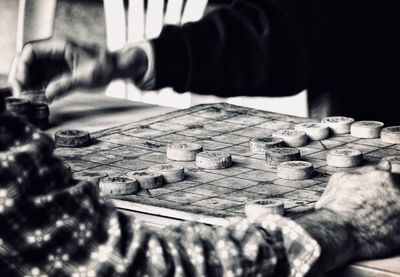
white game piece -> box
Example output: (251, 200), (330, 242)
(381, 126), (400, 144)
(295, 123), (330, 140)
(99, 176), (139, 195)
(148, 164), (185, 183)
(382, 156), (400, 174)
(350, 121), (384, 138)
(321, 116), (355, 135)
(326, 149), (363, 167)
(265, 147), (301, 166)
(167, 142), (203, 161)
(277, 161), (314, 180)
(249, 137), (285, 154)
(195, 151), (232, 169)
(127, 171), (164, 189)
(272, 129), (307, 147)
(245, 199), (284, 219)
(73, 171), (108, 186)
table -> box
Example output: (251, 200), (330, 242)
(48, 93), (399, 277)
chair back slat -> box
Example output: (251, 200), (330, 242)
(103, 0), (126, 51)
(164, 0), (184, 25)
(181, 0), (208, 24)
(145, 0), (165, 39)
(128, 0), (145, 43)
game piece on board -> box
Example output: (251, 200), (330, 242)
(277, 161), (314, 180)
(272, 129), (307, 147)
(20, 89), (48, 103)
(245, 199), (284, 219)
(265, 147), (301, 166)
(167, 142), (203, 161)
(350, 121), (384, 138)
(381, 126), (400, 144)
(382, 156), (400, 173)
(295, 123), (330, 140)
(127, 171), (164, 189)
(5, 97), (30, 119)
(55, 129), (91, 147)
(99, 176), (139, 195)
(30, 103), (50, 129)
(327, 149), (363, 167)
(73, 171), (108, 185)
(321, 116), (355, 135)
(249, 137), (285, 154)
(195, 151), (232, 169)
(148, 164), (185, 183)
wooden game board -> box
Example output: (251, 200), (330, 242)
(55, 103), (400, 226)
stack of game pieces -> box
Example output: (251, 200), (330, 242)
(5, 97), (30, 121)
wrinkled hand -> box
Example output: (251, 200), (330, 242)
(315, 161), (400, 260)
(10, 39), (148, 103)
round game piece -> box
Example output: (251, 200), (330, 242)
(265, 147), (301, 166)
(55, 129), (91, 147)
(295, 123), (330, 141)
(249, 137), (285, 154)
(321, 116), (355, 135)
(99, 176), (139, 195)
(350, 121), (384, 138)
(245, 199), (284, 219)
(272, 129), (307, 147)
(148, 164), (185, 183)
(127, 171), (164, 189)
(195, 151), (232, 169)
(381, 126), (400, 144)
(382, 156), (400, 174)
(20, 89), (48, 103)
(326, 149), (363, 168)
(277, 161), (314, 180)
(5, 97), (30, 119)
(30, 103), (50, 119)
(166, 142), (203, 161)
(73, 171), (108, 185)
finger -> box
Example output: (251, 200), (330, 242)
(45, 74), (78, 102)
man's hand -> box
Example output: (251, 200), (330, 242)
(10, 40), (149, 102)
(315, 161), (400, 260)
(296, 161), (400, 274)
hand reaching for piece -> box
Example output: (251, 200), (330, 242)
(10, 39), (149, 103)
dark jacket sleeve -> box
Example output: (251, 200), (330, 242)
(151, 0), (328, 97)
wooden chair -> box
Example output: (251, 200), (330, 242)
(103, 0), (208, 107)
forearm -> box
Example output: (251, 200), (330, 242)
(295, 209), (357, 274)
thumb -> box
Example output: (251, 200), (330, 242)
(376, 159), (392, 172)
(45, 74), (80, 102)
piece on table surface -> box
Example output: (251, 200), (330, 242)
(55, 129), (91, 148)
(321, 116), (355, 135)
(166, 142), (203, 161)
(265, 147), (301, 166)
(272, 129), (308, 147)
(99, 176), (139, 195)
(5, 97), (30, 120)
(350, 121), (384, 138)
(195, 151), (232, 169)
(249, 137), (285, 154)
(382, 156), (400, 173)
(326, 148), (363, 167)
(277, 161), (314, 180)
(148, 164), (185, 183)
(245, 199), (284, 219)
(30, 103), (50, 129)
(381, 126), (400, 144)
(127, 171), (164, 189)
(295, 122), (330, 141)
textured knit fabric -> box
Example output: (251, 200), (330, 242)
(0, 113), (320, 276)
(149, 0), (400, 124)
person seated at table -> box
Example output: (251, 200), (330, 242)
(0, 102), (400, 276)
(9, 1), (400, 124)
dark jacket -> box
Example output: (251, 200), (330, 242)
(151, 0), (399, 125)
